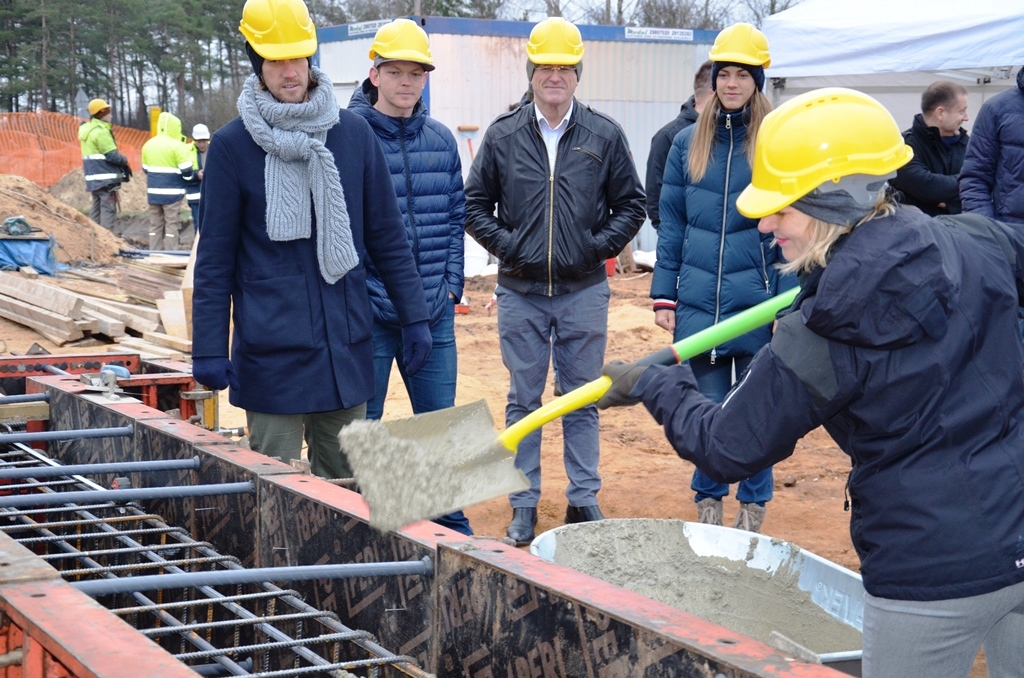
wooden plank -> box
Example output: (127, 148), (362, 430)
(73, 318), (99, 333)
(0, 401), (49, 423)
(142, 331), (191, 353)
(156, 294), (188, 339)
(182, 231), (198, 341)
(89, 298), (162, 323)
(0, 272), (84, 319)
(63, 268), (120, 286)
(79, 299), (160, 334)
(0, 294), (82, 343)
(80, 309), (127, 338)
(115, 339), (184, 361)
(51, 278), (132, 303)
(18, 266), (38, 279)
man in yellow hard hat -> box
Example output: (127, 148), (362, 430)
(464, 17), (646, 545)
(347, 19), (473, 536)
(191, 0), (430, 481)
(78, 98), (132, 232)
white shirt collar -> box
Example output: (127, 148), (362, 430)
(534, 100), (574, 131)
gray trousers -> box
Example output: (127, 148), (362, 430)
(496, 281), (609, 508)
(148, 201), (183, 250)
(246, 405), (367, 480)
(90, 188), (118, 231)
(862, 578), (1024, 677)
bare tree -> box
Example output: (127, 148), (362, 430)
(741, 0), (799, 26)
(633, 0), (731, 29)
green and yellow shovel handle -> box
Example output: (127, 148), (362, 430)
(496, 287), (800, 452)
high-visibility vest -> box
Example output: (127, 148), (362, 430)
(141, 113), (194, 205)
(78, 118), (126, 193)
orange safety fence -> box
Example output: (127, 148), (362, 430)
(0, 111), (149, 188)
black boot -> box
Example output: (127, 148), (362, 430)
(506, 507), (537, 545)
(565, 504), (604, 523)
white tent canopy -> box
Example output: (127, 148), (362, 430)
(763, 0), (1024, 78)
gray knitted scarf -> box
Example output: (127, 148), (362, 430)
(237, 67), (357, 284)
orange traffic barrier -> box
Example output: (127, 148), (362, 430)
(0, 111), (148, 188)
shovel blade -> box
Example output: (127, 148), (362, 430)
(339, 400), (529, 533)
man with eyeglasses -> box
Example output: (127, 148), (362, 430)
(464, 17), (646, 546)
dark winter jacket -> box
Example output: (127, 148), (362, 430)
(192, 109), (429, 414)
(637, 208), (1024, 602)
(959, 67), (1024, 224)
(464, 100), (646, 296)
(651, 108), (795, 358)
(645, 96), (699, 228)
(891, 113), (968, 216)
(348, 80), (465, 328)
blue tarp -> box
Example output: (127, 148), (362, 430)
(0, 236), (61, 276)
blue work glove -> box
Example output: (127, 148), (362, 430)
(401, 320), (433, 376)
(192, 356), (239, 391)
(596, 360), (649, 409)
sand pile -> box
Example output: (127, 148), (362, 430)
(49, 167), (150, 214)
(0, 174), (127, 264)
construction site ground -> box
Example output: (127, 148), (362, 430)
(0, 172), (986, 675)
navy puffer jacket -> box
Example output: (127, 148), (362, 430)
(959, 68), (1024, 224)
(651, 107), (794, 357)
(349, 80), (466, 328)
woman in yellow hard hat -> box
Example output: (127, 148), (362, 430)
(650, 22), (795, 533)
(599, 87), (1024, 676)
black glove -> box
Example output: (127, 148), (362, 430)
(192, 356), (239, 391)
(596, 360), (649, 409)
(401, 320), (433, 376)
(122, 165), (133, 183)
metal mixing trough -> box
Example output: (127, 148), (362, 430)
(531, 519), (864, 676)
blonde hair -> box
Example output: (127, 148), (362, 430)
(778, 196), (898, 275)
(688, 90), (772, 182)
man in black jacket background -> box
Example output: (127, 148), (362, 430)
(464, 17), (645, 546)
(645, 60), (712, 229)
(891, 80), (969, 216)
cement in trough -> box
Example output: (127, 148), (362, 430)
(550, 519), (863, 655)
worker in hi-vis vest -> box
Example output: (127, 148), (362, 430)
(141, 111), (194, 250)
(78, 98), (132, 232)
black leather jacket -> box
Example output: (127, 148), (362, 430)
(464, 100), (646, 296)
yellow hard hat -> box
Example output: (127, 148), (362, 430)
(88, 99), (110, 116)
(737, 88), (913, 219)
(527, 17), (584, 65)
(709, 23), (770, 68)
(239, 0), (317, 61)
(369, 19), (434, 71)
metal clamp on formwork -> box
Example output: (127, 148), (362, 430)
(79, 364), (131, 400)
(180, 385), (219, 431)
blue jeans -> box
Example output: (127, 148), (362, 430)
(365, 301), (471, 536)
(497, 282), (610, 508)
(688, 353), (774, 505)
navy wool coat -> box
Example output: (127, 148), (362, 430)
(192, 109), (429, 414)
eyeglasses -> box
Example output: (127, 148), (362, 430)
(534, 65), (576, 75)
